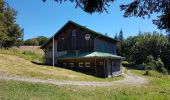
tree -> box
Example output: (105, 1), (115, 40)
(43, 0), (170, 32)
(118, 29), (123, 41)
(42, 0), (115, 14)
(114, 32), (118, 40)
(24, 36), (48, 46)
(120, 0), (170, 32)
(116, 29), (124, 56)
(24, 38), (39, 46)
(121, 31), (169, 72)
(0, 0), (23, 48)
(36, 36), (48, 46)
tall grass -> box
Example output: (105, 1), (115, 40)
(0, 48), (44, 63)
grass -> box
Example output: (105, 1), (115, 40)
(0, 79), (169, 100)
(129, 68), (170, 88)
(0, 48), (44, 62)
(0, 49), (123, 82)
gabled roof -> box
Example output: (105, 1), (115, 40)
(41, 20), (119, 49)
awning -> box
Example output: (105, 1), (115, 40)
(58, 52), (125, 60)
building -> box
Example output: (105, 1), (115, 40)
(41, 21), (124, 78)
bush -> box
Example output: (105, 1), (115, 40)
(144, 55), (168, 74)
(144, 70), (151, 76)
(145, 55), (155, 70)
(155, 58), (168, 74)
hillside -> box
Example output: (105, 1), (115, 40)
(0, 49), (122, 82)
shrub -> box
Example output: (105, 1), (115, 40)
(155, 57), (168, 74)
(144, 70), (151, 76)
(145, 55), (155, 69)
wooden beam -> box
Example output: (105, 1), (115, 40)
(94, 58), (97, 76)
(104, 59), (106, 78)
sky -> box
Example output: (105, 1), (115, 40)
(5, 0), (160, 40)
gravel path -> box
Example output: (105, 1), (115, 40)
(0, 70), (148, 86)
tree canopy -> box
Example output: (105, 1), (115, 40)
(24, 36), (48, 46)
(0, 0), (23, 48)
(119, 31), (170, 72)
(43, 0), (170, 33)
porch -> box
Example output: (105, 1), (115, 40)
(57, 52), (124, 78)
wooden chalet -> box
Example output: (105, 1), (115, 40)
(41, 21), (124, 78)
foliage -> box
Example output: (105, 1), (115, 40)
(24, 38), (39, 46)
(144, 70), (151, 76)
(24, 36), (48, 46)
(43, 0), (115, 14)
(120, 0), (170, 32)
(0, 0), (23, 48)
(144, 55), (168, 74)
(145, 55), (155, 69)
(120, 31), (170, 73)
(155, 57), (168, 74)
(36, 36), (48, 46)
(118, 28), (123, 41)
(115, 29), (124, 56)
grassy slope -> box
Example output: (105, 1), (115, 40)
(0, 49), (123, 82)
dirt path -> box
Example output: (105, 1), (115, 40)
(0, 70), (148, 86)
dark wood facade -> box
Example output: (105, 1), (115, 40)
(56, 23), (117, 54)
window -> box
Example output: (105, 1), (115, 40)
(72, 29), (76, 36)
(85, 62), (91, 67)
(70, 63), (74, 67)
(48, 46), (52, 52)
(79, 62), (84, 67)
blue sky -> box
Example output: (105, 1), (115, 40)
(6, 0), (160, 40)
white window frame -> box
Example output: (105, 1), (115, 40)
(85, 62), (91, 67)
(79, 62), (84, 67)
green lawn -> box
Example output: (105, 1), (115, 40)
(0, 78), (169, 100)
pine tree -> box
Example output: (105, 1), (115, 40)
(114, 32), (118, 40)
(118, 29), (123, 41)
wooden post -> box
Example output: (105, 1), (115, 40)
(53, 35), (55, 67)
(94, 58), (97, 76)
(104, 59), (106, 78)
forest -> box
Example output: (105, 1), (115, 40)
(116, 30), (170, 74)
